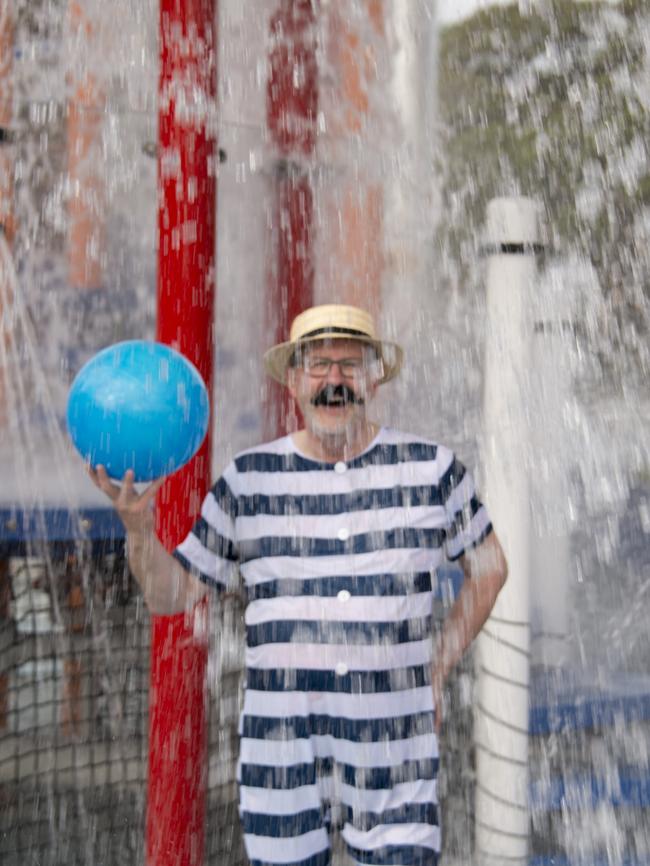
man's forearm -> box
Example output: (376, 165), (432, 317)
(435, 533), (508, 681)
(436, 569), (502, 681)
(126, 530), (206, 615)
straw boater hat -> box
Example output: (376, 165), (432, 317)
(263, 304), (404, 385)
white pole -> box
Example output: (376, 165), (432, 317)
(475, 197), (541, 866)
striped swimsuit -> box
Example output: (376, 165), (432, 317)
(174, 427), (492, 866)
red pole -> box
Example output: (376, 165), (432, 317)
(264, 0), (318, 440)
(148, 2), (217, 866)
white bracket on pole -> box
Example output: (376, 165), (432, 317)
(475, 196), (543, 866)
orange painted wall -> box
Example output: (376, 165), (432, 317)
(67, 1), (105, 290)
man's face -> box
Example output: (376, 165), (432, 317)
(287, 339), (380, 440)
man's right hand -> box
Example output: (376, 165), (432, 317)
(87, 465), (165, 536)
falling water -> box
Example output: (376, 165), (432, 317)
(0, 0), (648, 865)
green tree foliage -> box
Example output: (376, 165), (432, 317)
(438, 0), (649, 382)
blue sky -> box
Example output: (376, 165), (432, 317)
(437, 0), (507, 25)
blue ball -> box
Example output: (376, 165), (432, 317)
(66, 340), (210, 481)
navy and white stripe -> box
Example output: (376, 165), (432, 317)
(174, 428), (492, 865)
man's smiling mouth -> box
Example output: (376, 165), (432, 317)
(312, 384), (363, 408)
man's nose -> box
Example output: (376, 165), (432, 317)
(325, 361), (346, 383)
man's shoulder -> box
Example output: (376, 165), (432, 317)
(227, 435), (298, 476)
(381, 427), (438, 447)
(381, 427), (451, 454)
(214, 436), (293, 487)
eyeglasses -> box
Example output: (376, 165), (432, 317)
(301, 357), (367, 379)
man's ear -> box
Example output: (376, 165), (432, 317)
(365, 379), (380, 401)
(368, 356), (385, 384)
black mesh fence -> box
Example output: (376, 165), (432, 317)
(0, 542), (247, 866)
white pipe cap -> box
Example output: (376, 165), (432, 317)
(485, 196), (541, 246)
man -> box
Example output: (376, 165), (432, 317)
(90, 303), (507, 866)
